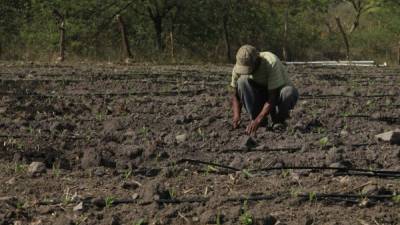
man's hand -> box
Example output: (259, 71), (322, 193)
(246, 119), (261, 135)
(233, 114), (241, 129)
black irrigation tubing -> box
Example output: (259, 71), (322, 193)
(297, 193), (396, 200)
(0, 134), (89, 140)
(220, 142), (377, 154)
(178, 158), (400, 178)
(250, 166), (400, 175)
(0, 89), (206, 97)
(343, 115), (400, 124)
(301, 94), (398, 99)
(220, 146), (302, 153)
(177, 158), (240, 171)
(164, 193), (397, 205)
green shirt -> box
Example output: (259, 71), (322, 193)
(231, 52), (290, 90)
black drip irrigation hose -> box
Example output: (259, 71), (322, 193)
(220, 142), (377, 154)
(177, 158), (400, 178)
(301, 94), (397, 99)
(33, 192), (399, 208)
(0, 89), (206, 97)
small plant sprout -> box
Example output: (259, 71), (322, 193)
(205, 165), (219, 175)
(168, 188), (177, 198)
(281, 169), (291, 178)
(105, 196), (115, 208)
(62, 188), (74, 205)
(308, 191), (317, 202)
(319, 137), (329, 149)
(290, 188), (300, 198)
(14, 163), (25, 174)
(239, 200), (253, 225)
(392, 195), (400, 204)
(138, 126), (149, 137)
(216, 212), (222, 225)
(133, 218), (146, 225)
(242, 169), (254, 178)
(123, 168), (132, 180)
(197, 128), (205, 140)
(52, 163), (61, 178)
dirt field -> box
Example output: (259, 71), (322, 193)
(0, 62), (399, 225)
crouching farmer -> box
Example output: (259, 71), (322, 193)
(231, 45), (299, 135)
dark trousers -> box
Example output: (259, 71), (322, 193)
(236, 76), (299, 123)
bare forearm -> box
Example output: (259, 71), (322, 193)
(255, 101), (274, 122)
(232, 93), (241, 116)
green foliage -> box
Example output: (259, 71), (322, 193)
(319, 137), (329, 148)
(105, 196), (115, 208)
(240, 200), (253, 225)
(1, 0), (400, 62)
(133, 218), (147, 225)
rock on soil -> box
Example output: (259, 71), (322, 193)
(375, 129), (400, 144)
(81, 148), (102, 169)
(28, 162), (46, 175)
(248, 206), (278, 225)
(175, 134), (187, 143)
(240, 136), (257, 149)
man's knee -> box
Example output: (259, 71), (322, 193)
(237, 76), (251, 91)
(280, 86), (299, 108)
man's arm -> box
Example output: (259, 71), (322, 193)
(231, 89), (242, 129)
(246, 88), (279, 134)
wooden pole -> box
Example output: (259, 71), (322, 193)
(116, 14), (132, 63)
(170, 31), (174, 59)
(335, 17), (350, 60)
(397, 41), (400, 65)
(283, 6), (289, 61)
(58, 21), (65, 62)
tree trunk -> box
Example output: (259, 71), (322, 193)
(153, 16), (163, 51)
(170, 31), (174, 59)
(53, 9), (65, 62)
(116, 15), (132, 62)
(335, 17), (350, 60)
(58, 21), (65, 62)
(398, 41), (400, 65)
(283, 6), (289, 61)
(222, 14), (232, 63)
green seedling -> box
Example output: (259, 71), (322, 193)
(205, 165), (219, 176)
(242, 169), (254, 178)
(216, 212), (222, 225)
(133, 218), (147, 225)
(392, 195), (400, 204)
(240, 201), (253, 225)
(319, 137), (329, 148)
(123, 169), (132, 180)
(105, 196), (115, 208)
(168, 188), (177, 199)
(62, 188), (74, 205)
(290, 188), (300, 198)
(340, 111), (351, 117)
(197, 128), (205, 140)
(14, 163), (25, 174)
(52, 163), (61, 178)
(138, 126), (149, 137)
(308, 191), (317, 202)
(95, 112), (104, 121)
(281, 169), (291, 178)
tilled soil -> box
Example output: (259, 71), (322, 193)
(0, 62), (399, 225)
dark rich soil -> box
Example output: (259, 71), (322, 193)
(0, 62), (399, 225)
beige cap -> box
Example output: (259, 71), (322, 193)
(233, 45), (259, 75)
